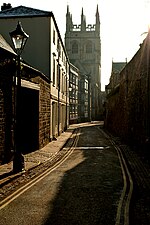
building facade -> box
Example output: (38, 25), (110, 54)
(0, 4), (70, 140)
(65, 5), (101, 121)
(0, 34), (52, 163)
(69, 63), (79, 124)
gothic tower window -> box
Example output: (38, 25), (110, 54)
(72, 41), (78, 54)
(86, 41), (92, 53)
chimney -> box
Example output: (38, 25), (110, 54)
(1, 3), (12, 11)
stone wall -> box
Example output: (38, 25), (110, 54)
(32, 75), (51, 148)
(105, 33), (150, 155)
(22, 66), (51, 150)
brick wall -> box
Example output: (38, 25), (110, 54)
(0, 62), (13, 163)
(0, 87), (5, 162)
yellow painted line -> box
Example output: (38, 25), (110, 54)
(99, 128), (133, 225)
(0, 129), (80, 210)
(0, 147), (75, 210)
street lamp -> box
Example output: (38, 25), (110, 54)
(10, 21), (29, 56)
(10, 21), (29, 173)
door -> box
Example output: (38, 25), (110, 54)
(17, 87), (39, 154)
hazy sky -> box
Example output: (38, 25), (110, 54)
(0, 0), (149, 90)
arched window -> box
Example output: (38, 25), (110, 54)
(86, 41), (92, 53)
(72, 41), (78, 54)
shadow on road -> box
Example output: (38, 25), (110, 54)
(43, 126), (123, 225)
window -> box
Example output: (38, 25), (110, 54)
(57, 38), (60, 54)
(72, 41), (78, 54)
(86, 41), (92, 53)
(57, 64), (60, 88)
(53, 29), (55, 44)
(53, 56), (55, 85)
(62, 73), (64, 93)
(62, 51), (63, 62)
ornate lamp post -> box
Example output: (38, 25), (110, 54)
(10, 21), (29, 172)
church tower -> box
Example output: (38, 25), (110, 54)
(65, 5), (101, 121)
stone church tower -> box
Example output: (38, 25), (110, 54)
(65, 5), (101, 121)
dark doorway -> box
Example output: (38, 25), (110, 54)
(17, 87), (39, 154)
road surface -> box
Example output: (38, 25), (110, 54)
(0, 124), (127, 225)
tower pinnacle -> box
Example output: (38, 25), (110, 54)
(95, 4), (100, 33)
(81, 7), (86, 31)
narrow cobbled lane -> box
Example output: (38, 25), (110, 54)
(0, 123), (124, 225)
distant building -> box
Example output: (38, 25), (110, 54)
(69, 63), (79, 124)
(106, 61), (126, 95)
(65, 5), (101, 121)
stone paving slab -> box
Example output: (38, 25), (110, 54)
(0, 125), (77, 184)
